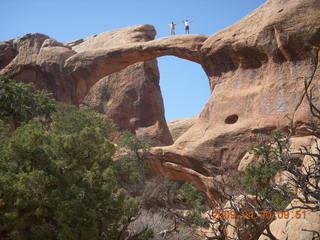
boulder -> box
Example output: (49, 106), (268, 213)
(258, 200), (320, 240)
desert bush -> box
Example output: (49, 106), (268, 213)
(0, 78), (149, 240)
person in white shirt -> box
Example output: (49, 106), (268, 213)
(182, 19), (192, 34)
(170, 21), (177, 35)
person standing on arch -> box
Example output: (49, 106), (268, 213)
(170, 21), (177, 35)
(182, 19), (192, 34)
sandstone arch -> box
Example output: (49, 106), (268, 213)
(64, 34), (209, 102)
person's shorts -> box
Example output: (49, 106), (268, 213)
(185, 26), (189, 31)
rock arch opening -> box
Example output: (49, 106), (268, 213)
(157, 56), (211, 122)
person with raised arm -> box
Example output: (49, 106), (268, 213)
(182, 19), (192, 34)
(170, 21), (177, 35)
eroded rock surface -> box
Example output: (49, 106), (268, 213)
(167, 116), (197, 142)
(258, 201), (320, 240)
(82, 60), (172, 145)
(0, 34), (76, 102)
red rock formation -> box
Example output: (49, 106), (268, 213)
(1, 0), (320, 208)
(149, 0), (320, 204)
(68, 26), (173, 145)
(0, 34), (77, 102)
(0, 25), (209, 146)
(167, 116), (197, 142)
(64, 34), (208, 102)
(0, 25), (174, 145)
(82, 60), (172, 145)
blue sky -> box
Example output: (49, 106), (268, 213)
(0, 0), (265, 122)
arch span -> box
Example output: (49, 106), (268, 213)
(64, 34), (209, 102)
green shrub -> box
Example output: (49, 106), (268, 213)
(0, 78), (149, 239)
(0, 77), (56, 130)
(52, 102), (115, 137)
(232, 130), (293, 210)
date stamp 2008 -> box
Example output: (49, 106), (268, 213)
(210, 209), (307, 220)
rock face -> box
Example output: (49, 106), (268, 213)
(0, 34), (77, 102)
(82, 60), (172, 145)
(258, 201), (320, 240)
(167, 116), (197, 142)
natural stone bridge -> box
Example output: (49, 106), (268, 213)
(64, 34), (209, 102)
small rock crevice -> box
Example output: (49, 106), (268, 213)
(292, 48), (320, 123)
